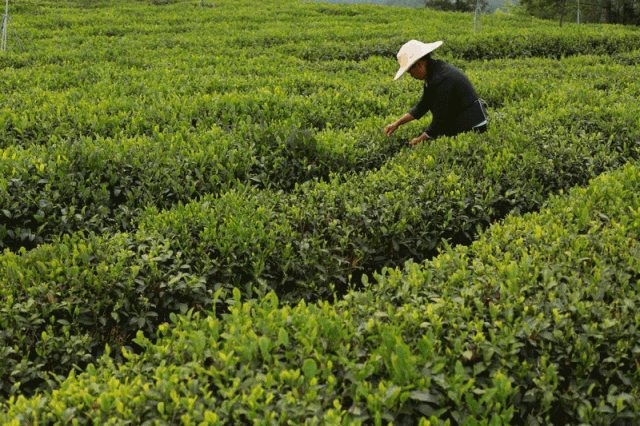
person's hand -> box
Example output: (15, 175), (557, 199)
(384, 122), (399, 136)
(409, 134), (430, 147)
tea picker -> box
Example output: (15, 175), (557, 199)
(384, 40), (488, 147)
(1, 0), (24, 53)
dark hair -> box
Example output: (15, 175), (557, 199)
(410, 53), (431, 70)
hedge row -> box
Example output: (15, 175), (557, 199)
(133, 79), (639, 300)
(3, 54), (637, 249)
(3, 0), (640, 406)
(2, 0), (639, 153)
(1, 49), (405, 250)
(0, 115), (403, 250)
(5, 0), (640, 67)
(2, 77), (639, 399)
(2, 159), (639, 425)
(0, 63), (395, 148)
(4, 51), (636, 148)
(290, 29), (640, 62)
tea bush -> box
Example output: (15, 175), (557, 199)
(2, 68), (639, 399)
(3, 0), (640, 250)
(2, 0), (640, 414)
(2, 54), (638, 249)
(3, 161), (639, 425)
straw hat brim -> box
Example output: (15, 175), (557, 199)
(394, 40), (443, 80)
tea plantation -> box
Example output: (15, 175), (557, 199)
(1, 0), (640, 424)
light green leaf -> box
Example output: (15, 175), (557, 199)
(302, 359), (317, 380)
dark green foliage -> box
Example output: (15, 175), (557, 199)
(2, 0), (640, 422)
(2, 53), (639, 400)
(3, 161), (640, 424)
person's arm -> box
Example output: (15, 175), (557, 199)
(408, 132), (431, 147)
(384, 113), (415, 136)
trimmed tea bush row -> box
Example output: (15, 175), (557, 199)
(2, 0), (639, 159)
(0, 64), (394, 148)
(2, 161), (639, 425)
(135, 81), (639, 300)
(0, 115), (403, 250)
(3, 37), (639, 151)
(290, 25), (640, 62)
(2, 81), (639, 399)
(464, 54), (640, 109)
(4, 0), (640, 69)
(3, 54), (638, 250)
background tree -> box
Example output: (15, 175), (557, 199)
(510, 0), (639, 23)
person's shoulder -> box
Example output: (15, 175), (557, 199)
(437, 60), (470, 84)
(439, 60), (465, 75)
(430, 59), (455, 85)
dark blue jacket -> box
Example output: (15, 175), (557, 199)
(408, 59), (485, 138)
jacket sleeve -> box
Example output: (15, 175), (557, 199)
(407, 85), (430, 120)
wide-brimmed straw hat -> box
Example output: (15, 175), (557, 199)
(394, 39), (443, 80)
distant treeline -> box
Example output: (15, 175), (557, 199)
(303, 0), (512, 13)
(305, 0), (640, 24)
